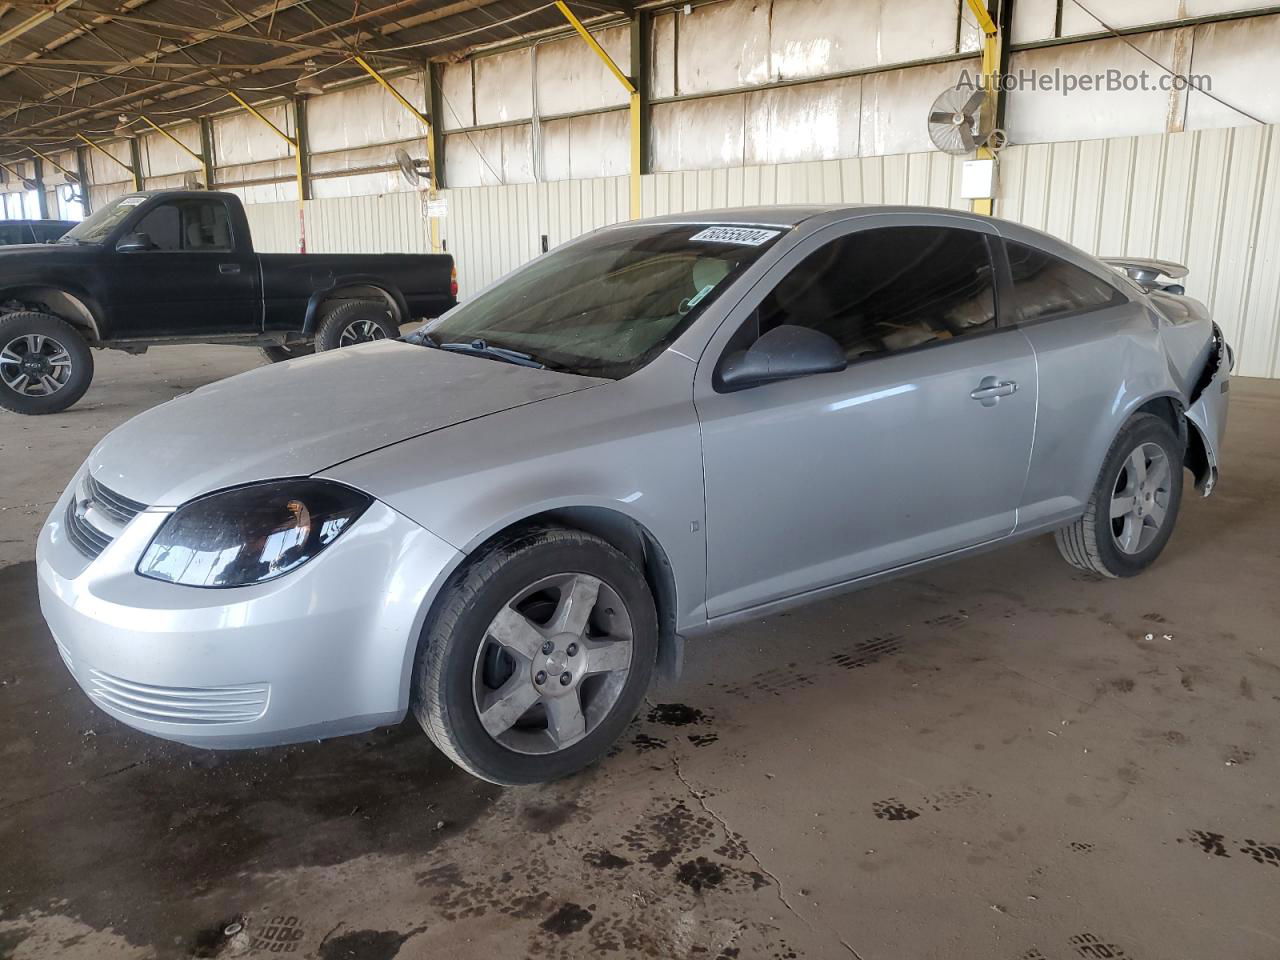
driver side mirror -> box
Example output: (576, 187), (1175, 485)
(116, 232), (152, 253)
(718, 324), (847, 391)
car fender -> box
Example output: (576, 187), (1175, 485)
(1183, 326), (1231, 495)
(0, 275), (106, 339)
(321, 354), (710, 636)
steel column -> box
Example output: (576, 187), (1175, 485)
(554, 0), (640, 219)
(225, 89), (307, 252)
(353, 55), (441, 252)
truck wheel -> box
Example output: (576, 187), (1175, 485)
(314, 301), (399, 352)
(0, 312), (94, 415)
(260, 342), (315, 363)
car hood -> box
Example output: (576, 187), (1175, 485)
(86, 340), (605, 507)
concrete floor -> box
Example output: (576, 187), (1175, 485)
(2, 347), (1278, 960)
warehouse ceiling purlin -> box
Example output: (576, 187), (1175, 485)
(0, 0), (627, 156)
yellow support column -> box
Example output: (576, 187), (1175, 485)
(964, 0), (1000, 217)
(76, 132), (139, 188)
(353, 55), (442, 253)
(555, 0), (641, 220)
(225, 90), (308, 252)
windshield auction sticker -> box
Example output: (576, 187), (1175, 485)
(689, 226), (781, 246)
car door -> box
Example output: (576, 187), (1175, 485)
(693, 218), (1038, 619)
(996, 237), (1153, 531)
(105, 196), (259, 336)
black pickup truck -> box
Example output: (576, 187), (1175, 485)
(0, 190), (456, 414)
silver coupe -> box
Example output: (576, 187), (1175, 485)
(37, 206), (1230, 784)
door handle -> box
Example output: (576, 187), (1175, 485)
(970, 376), (1017, 406)
(218, 263), (241, 275)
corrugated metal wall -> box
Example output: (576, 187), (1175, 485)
(242, 121), (1280, 378)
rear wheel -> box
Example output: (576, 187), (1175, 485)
(412, 526), (658, 785)
(1055, 412), (1184, 577)
(313, 301), (399, 352)
(0, 311), (94, 415)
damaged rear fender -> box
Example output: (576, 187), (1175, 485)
(1183, 324), (1231, 496)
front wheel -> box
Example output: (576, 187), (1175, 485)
(313, 301), (399, 352)
(1055, 412), (1184, 577)
(412, 526), (658, 785)
(0, 312), (94, 415)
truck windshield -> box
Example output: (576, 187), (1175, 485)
(419, 223), (784, 380)
(59, 195), (146, 245)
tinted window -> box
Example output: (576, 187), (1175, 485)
(0, 224), (28, 246)
(749, 226), (996, 362)
(131, 203), (181, 250)
(31, 222), (70, 243)
(128, 200), (233, 252)
(1005, 241), (1127, 322)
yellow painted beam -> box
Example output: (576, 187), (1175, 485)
(224, 90), (308, 251)
(352, 55), (442, 253)
(28, 146), (77, 180)
(0, 159), (28, 183)
(76, 132), (136, 178)
(964, 0), (999, 216)
(555, 0), (641, 219)
(554, 1), (635, 94)
(964, 0), (998, 38)
(139, 114), (205, 166)
(225, 89), (296, 146)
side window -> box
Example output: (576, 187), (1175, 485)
(0, 224), (26, 246)
(178, 200), (233, 251)
(130, 200), (233, 252)
(32, 222), (67, 243)
(132, 203), (182, 250)
(1005, 240), (1127, 322)
(748, 225), (997, 362)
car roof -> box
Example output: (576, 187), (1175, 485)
(624, 204), (1015, 230)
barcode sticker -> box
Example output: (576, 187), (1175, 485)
(689, 226), (781, 246)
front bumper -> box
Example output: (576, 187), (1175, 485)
(36, 472), (461, 748)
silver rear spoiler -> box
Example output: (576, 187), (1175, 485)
(1100, 257), (1188, 291)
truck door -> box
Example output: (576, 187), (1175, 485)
(105, 196), (260, 337)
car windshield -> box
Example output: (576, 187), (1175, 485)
(420, 223), (785, 379)
(59, 194), (146, 244)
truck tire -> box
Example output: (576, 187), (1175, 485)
(260, 342), (315, 363)
(1054, 412), (1184, 577)
(0, 312), (94, 415)
(314, 301), (399, 352)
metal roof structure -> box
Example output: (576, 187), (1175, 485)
(0, 0), (627, 152)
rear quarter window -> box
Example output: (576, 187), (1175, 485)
(1005, 240), (1128, 323)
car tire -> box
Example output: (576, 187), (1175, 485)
(411, 525), (659, 785)
(313, 301), (400, 351)
(1055, 412), (1184, 578)
(259, 342), (315, 363)
(0, 311), (94, 415)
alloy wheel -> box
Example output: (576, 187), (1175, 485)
(471, 572), (634, 755)
(1110, 441), (1172, 554)
(337, 319), (388, 347)
(0, 333), (73, 397)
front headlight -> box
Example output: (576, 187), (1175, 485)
(137, 479), (372, 588)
